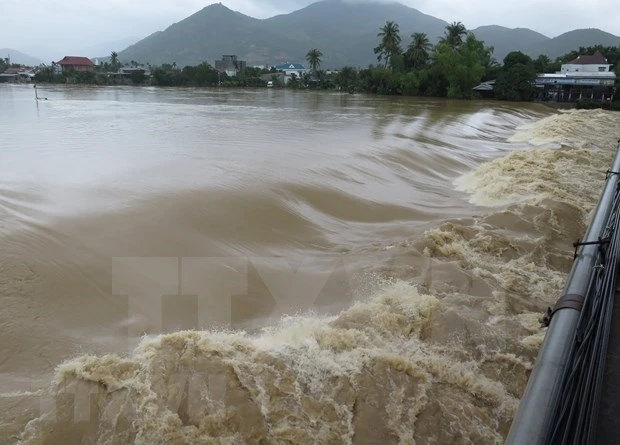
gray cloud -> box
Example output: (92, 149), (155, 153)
(2, 0), (618, 61)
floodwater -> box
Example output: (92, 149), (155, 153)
(1, 84), (619, 444)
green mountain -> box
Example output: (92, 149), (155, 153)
(119, 0), (449, 67)
(263, 0), (448, 67)
(119, 4), (286, 67)
(470, 26), (550, 62)
(0, 48), (43, 66)
(118, 1), (620, 68)
(523, 29), (620, 59)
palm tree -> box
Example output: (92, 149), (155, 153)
(406, 32), (431, 70)
(306, 48), (323, 75)
(110, 51), (119, 72)
(374, 21), (402, 69)
(441, 22), (467, 49)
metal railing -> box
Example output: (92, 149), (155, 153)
(505, 141), (620, 445)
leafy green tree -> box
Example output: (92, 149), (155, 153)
(533, 54), (550, 73)
(151, 67), (188, 86)
(335, 66), (358, 92)
(34, 66), (55, 83)
(75, 71), (97, 84)
(358, 66), (400, 94)
(440, 22), (467, 49)
(503, 51), (532, 69)
(434, 33), (492, 98)
(305, 48), (323, 75)
(399, 71), (421, 95)
(493, 51), (536, 101)
(495, 63), (536, 101)
(374, 21), (402, 70)
(183, 63), (219, 86)
(405, 32), (431, 70)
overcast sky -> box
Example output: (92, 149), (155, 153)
(2, 0), (618, 61)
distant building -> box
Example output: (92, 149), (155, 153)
(561, 51), (613, 74)
(534, 51), (614, 85)
(215, 55), (246, 77)
(108, 67), (152, 83)
(274, 63), (307, 77)
(3, 67), (28, 75)
(534, 52), (616, 98)
(473, 51), (617, 103)
(0, 67), (35, 83)
(56, 56), (95, 73)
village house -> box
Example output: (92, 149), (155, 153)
(108, 67), (152, 84)
(474, 51), (617, 103)
(274, 63), (307, 77)
(56, 56), (95, 72)
(534, 51), (616, 102)
(0, 66), (35, 83)
(560, 51), (613, 73)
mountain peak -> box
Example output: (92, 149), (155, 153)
(204, 2), (232, 11)
(118, 0), (620, 68)
(197, 2), (238, 16)
(0, 48), (43, 66)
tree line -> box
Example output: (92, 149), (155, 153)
(330, 22), (619, 102)
(25, 24), (620, 105)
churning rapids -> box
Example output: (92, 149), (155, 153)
(1, 85), (619, 445)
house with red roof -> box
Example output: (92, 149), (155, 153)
(56, 56), (94, 73)
(561, 51), (613, 74)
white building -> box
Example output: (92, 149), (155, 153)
(274, 63), (307, 77)
(560, 51), (613, 73)
(533, 51), (616, 88)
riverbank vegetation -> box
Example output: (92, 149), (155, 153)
(27, 22), (620, 106)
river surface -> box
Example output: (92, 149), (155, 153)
(1, 84), (619, 444)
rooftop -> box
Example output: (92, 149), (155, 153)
(56, 56), (94, 66)
(3, 67), (28, 74)
(567, 51), (608, 65)
(275, 63), (305, 70)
